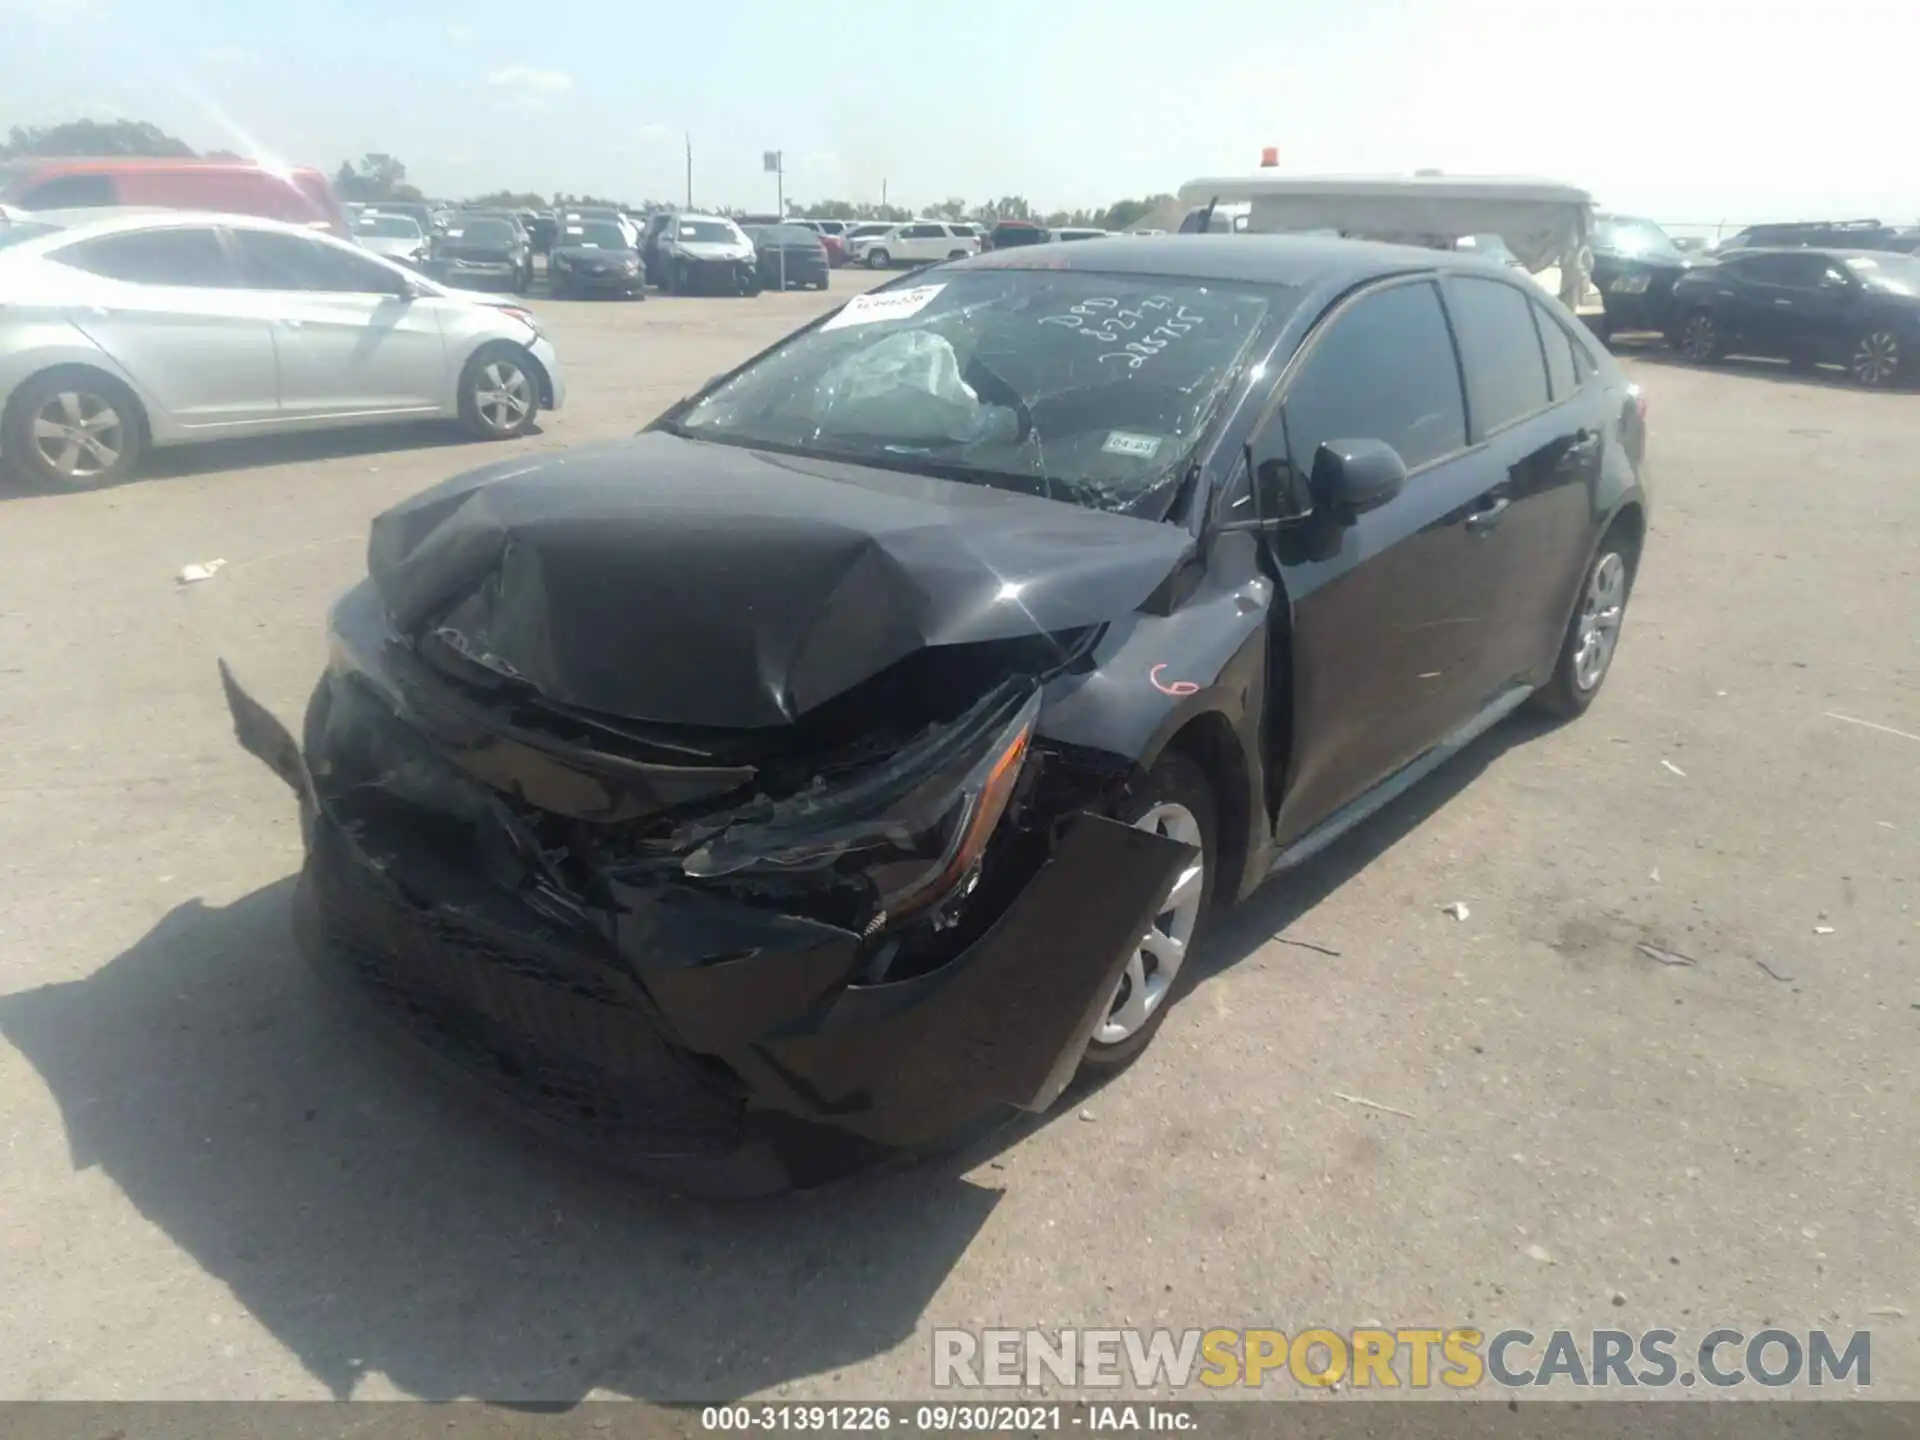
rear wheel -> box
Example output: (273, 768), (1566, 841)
(456, 344), (540, 441)
(1, 369), (147, 491)
(1529, 529), (1637, 719)
(1679, 309), (1724, 364)
(1849, 327), (1904, 388)
(1080, 752), (1216, 1072)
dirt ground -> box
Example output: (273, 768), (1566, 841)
(0, 278), (1915, 1404)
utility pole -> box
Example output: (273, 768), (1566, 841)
(764, 150), (785, 290)
(685, 134), (693, 209)
(881, 178), (888, 213)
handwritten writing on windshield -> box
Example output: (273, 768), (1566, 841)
(1038, 296), (1207, 369)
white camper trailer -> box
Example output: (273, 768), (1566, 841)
(1175, 172), (1604, 320)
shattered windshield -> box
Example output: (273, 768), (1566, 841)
(1597, 217), (1683, 259)
(671, 269), (1285, 513)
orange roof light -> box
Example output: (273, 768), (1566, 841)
(1260, 147), (1280, 168)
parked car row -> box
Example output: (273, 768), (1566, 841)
(0, 209), (563, 491)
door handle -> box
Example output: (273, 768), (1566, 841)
(1465, 496), (1510, 533)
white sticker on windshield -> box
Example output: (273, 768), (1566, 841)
(821, 283), (947, 332)
(1102, 431), (1163, 459)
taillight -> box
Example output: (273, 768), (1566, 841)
(1628, 383), (1648, 422)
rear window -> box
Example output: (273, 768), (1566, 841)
(677, 220), (739, 243)
(449, 218), (516, 245)
(761, 225), (822, 245)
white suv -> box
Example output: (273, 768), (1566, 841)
(850, 221), (981, 269)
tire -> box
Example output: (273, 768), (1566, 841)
(656, 259), (675, 294)
(1, 368), (147, 492)
(1528, 527), (1639, 719)
(511, 264), (531, 296)
(550, 271), (571, 299)
(866, 248), (891, 269)
(948, 249), (969, 261)
(1678, 309), (1724, 364)
(1848, 326), (1904, 388)
(455, 343), (540, 441)
(1079, 751), (1217, 1072)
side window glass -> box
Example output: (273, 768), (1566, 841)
(1445, 276), (1552, 433)
(54, 227), (237, 287)
(1281, 280), (1467, 476)
(1533, 301), (1580, 401)
(231, 230), (395, 293)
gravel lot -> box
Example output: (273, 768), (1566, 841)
(1, 280), (1915, 1404)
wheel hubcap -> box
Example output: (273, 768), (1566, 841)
(1572, 551), (1627, 692)
(1683, 316), (1715, 360)
(32, 390), (124, 478)
(1095, 802), (1204, 1046)
(1851, 331), (1899, 386)
(474, 361), (532, 432)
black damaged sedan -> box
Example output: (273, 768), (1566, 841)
(222, 236), (1649, 1194)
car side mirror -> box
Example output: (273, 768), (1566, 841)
(1216, 454), (1311, 532)
(1310, 438), (1408, 518)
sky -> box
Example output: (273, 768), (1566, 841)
(3, 0), (1915, 229)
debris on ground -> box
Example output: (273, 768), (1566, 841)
(1523, 1244), (1554, 1264)
(1756, 960), (1795, 983)
(1638, 942), (1697, 968)
(1868, 1307), (1907, 1318)
(1333, 1091), (1417, 1120)
(1078, 1109), (1096, 1123)
(1649, 868), (1661, 882)
(176, 559), (227, 584)
(1814, 925), (1835, 936)
(1439, 901), (1471, 921)
(1661, 759), (1687, 777)
(1275, 937), (1342, 957)
(1825, 711), (1920, 745)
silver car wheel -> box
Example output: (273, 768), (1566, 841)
(1572, 551), (1627, 693)
(1095, 802), (1205, 1045)
(32, 390), (125, 479)
(473, 360), (532, 433)
(1850, 330), (1900, 387)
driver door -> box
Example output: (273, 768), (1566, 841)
(1253, 277), (1504, 844)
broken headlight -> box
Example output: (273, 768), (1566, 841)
(682, 685), (1041, 928)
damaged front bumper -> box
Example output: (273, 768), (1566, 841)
(219, 625), (1190, 1193)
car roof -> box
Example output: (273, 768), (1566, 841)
(2, 208), (347, 242)
(961, 232), (1496, 288)
(1726, 246), (1910, 261)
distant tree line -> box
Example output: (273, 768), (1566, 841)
(1, 118), (1177, 231)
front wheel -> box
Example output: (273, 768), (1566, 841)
(456, 344), (540, 441)
(1678, 310), (1724, 364)
(1080, 752), (1216, 1072)
(1529, 533), (1637, 719)
(1848, 327), (1904, 388)
(866, 248), (891, 269)
(1, 369), (147, 491)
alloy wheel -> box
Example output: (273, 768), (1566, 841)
(1850, 330), (1901, 388)
(1681, 313), (1717, 362)
(473, 360), (532, 433)
(1572, 551), (1628, 693)
(32, 390), (125, 480)
(1095, 802), (1205, 1045)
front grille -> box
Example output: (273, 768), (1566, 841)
(310, 840), (746, 1152)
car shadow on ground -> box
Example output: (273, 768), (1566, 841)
(0, 881), (1000, 1403)
(0, 712), (1552, 1404)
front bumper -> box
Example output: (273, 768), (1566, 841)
(436, 259), (518, 286)
(555, 264), (643, 294)
(665, 253), (757, 291)
(220, 662), (1189, 1193)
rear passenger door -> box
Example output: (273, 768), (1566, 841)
(896, 224), (947, 263)
(1257, 277), (1497, 843)
(54, 225), (281, 429)
(1438, 274), (1600, 695)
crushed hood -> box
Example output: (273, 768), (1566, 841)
(365, 432), (1192, 730)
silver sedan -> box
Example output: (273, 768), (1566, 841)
(0, 210), (566, 490)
